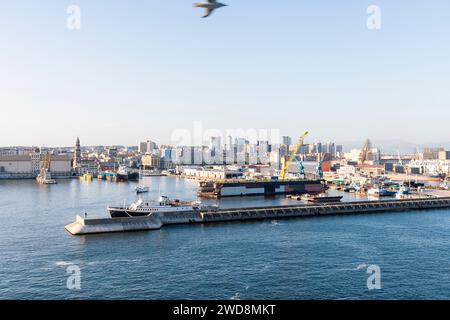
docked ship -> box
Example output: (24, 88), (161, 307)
(198, 179), (325, 198)
(116, 165), (139, 182)
(107, 196), (214, 218)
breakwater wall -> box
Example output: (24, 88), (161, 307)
(65, 197), (450, 235)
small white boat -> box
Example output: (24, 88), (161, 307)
(135, 186), (149, 194)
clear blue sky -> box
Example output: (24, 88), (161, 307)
(1, 1), (449, 147)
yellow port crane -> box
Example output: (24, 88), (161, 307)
(41, 154), (51, 171)
(279, 131), (309, 180)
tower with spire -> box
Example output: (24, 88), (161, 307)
(73, 137), (81, 169)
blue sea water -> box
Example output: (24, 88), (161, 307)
(0, 177), (449, 300)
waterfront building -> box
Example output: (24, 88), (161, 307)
(30, 149), (41, 174)
(0, 153), (72, 179)
(182, 166), (243, 180)
(141, 154), (161, 170)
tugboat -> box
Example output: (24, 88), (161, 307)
(107, 196), (216, 218)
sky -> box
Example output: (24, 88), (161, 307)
(1, 0), (450, 147)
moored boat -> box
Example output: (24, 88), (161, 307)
(135, 186), (149, 194)
(108, 196), (208, 218)
(367, 187), (397, 197)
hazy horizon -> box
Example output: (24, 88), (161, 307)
(1, 1), (449, 147)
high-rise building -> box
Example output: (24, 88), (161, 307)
(209, 136), (222, 154)
(282, 136), (292, 146)
(225, 136), (234, 151)
(139, 140), (158, 154)
(235, 138), (247, 153)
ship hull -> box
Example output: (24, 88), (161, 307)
(108, 209), (150, 218)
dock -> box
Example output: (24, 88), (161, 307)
(65, 197), (450, 235)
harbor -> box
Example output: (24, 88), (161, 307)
(65, 196), (450, 235)
(3, 173), (450, 300)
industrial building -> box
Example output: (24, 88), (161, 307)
(0, 154), (72, 179)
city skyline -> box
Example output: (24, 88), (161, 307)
(1, 1), (450, 146)
(3, 135), (450, 155)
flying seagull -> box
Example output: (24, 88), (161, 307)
(194, 0), (228, 18)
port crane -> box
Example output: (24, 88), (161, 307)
(279, 131), (309, 180)
(316, 153), (324, 179)
(294, 157), (305, 178)
(36, 154), (57, 184)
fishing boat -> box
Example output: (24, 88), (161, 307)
(395, 186), (412, 199)
(367, 187), (396, 197)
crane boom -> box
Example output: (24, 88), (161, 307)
(280, 131), (309, 180)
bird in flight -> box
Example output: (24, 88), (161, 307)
(194, 0), (228, 18)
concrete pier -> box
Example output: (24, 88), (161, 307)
(65, 197), (450, 235)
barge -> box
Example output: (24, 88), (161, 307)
(198, 179), (325, 198)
